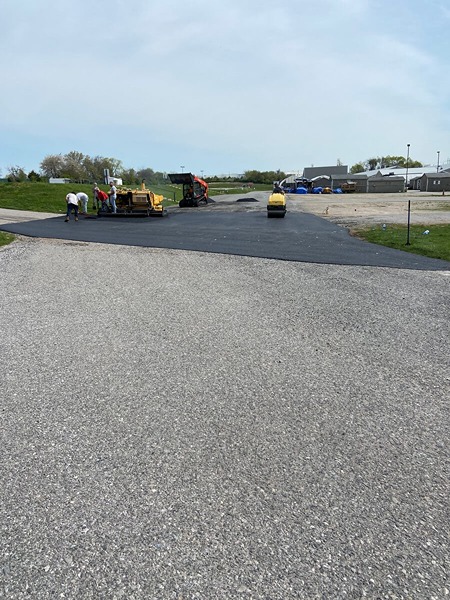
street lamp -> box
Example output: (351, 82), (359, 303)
(437, 151), (440, 172)
(201, 170), (204, 179)
(180, 165), (185, 173)
(405, 143), (410, 191)
(406, 143), (411, 245)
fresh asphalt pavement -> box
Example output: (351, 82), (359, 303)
(0, 200), (449, 270)
(1, 200), (449, 599)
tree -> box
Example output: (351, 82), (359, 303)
(63, 151), (86, 181)
(121, 168), (139, 186)
(351, 155), (423, 173)
(137, 168), (156, 184)
(367, 157), (378, 171)
(350, 162), (365, 174)
(242, 170), (287, 184)
(27, 170), (41, 182)
(6, 165), (27, 182)
(40, 154), (65, 178)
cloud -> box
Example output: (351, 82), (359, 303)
(0, 0), (449, 173)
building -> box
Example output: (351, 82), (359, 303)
(354, 167), (422, 186)
(303, 165), (348, 179)
(331, 173), (368, 193)
(49, 178), (71, 184)
(415, 172), (450, 192)
(367, 172), (404, 193)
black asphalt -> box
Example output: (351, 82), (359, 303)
(1, 208), (449, 270)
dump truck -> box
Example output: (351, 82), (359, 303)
(98, 181), (166, 217)
(267, 192), (286, 218)
(168, 173), (209, 207)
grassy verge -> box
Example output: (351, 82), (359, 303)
(208, 183), (271, 196)
(0, 231), (15, 247)
(352, 224), (450, 262)
(0, 181), (271, 213)
(0, 182), (183, 212)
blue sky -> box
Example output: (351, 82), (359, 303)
(1, 0), (449, 177)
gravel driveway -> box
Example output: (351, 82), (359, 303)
(287, 191), (450, 228)
(1, 235), (448, 599)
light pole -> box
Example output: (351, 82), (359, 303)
(180, 165), (185, 173)
(201, 170), (204, 179)
(437, 150), (440, 172)
(405, 143), (410, 191)
(406, 143), (411, 245)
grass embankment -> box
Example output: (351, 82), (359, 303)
(353, 224), (450, 262)
(207, 183), (271, 195)
(0, 181), (183, 213)
(0, 181), (271, 214)
(0, 231), (15, 247)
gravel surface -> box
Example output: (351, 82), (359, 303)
(1, 238), (449, 599)
(284, 191), (450, 229)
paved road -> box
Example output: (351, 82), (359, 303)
(0, 200), (448, 270)
(1, 202), (449, 598)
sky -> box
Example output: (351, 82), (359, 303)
(1, 0), (449, 177)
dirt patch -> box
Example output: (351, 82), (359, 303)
(287, 191), (450, 228)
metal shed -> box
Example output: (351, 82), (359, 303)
(367, 172), (404, 193)
(417, 173), (450, 192)
(332, 174), (368, 193)
(303, 165), (348, 179)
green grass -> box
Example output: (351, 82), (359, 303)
(0, 231), (15, 247)
(0, 181), (271, 213)
(352, 224), (450, 262)
(207, 183), (272, 195)
(0, 181), (182, 212)
(0, 182), (94, 213)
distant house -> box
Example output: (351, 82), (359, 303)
(303, 165), (348, 179)
(310, 175), (331, 188)
(409, 176), (422, 191)
(417, 172), (450, 192)
(106, 177), (123, 186)
(367, 171), (404, 193)
(331, 173), (368, 193)
(352, 167), (430, 184)
(330, 171), (404, 193)
(49, 177), (70, 184)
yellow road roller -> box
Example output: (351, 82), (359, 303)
(267, 192), (286, 218)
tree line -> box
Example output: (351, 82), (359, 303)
(350, 155), (423, 174)
(4, 151), (169, 185)
(2, 151), (425, 184)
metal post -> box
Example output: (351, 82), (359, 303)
(437, 151), (440, 172)
(405, 143), (410, 191)
(406, 199), (411, 245)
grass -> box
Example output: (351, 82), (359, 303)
(0, 181), (181, 212)
(0, 231), (15, 247)
(0, 181), (271, 213)
(208, 183), (272, 195)
(352, 224), (450, 262)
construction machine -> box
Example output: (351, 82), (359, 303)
(99, 181), (166, 217)
(341, 181), (357, 193)
(168, 173), (209, 207)
(267, 192), (286, 218)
